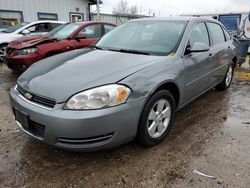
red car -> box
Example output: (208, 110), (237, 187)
(4, 21), (116, 71)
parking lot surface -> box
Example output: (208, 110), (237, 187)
(0, 63), (250, 188)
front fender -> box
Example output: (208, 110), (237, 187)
(120, 59), (184, 104)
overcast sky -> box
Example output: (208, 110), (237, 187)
(94, 0), (250, 16)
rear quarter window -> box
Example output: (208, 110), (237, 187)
(207, 23), (225, 45)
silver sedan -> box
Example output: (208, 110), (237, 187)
(10, 17), (237, 151)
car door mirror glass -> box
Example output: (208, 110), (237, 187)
(21, 29), (31, 35)
(189, 42), (210, 53)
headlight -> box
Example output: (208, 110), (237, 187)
(65, 84), (131, 110)
(17, 48), (38, 55)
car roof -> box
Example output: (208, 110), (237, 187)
(130, 16), (219, 23)
(67, 21), (116, 25)
(28, 20), (66, 24)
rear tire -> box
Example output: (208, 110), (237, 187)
(216, 63), (234, 91)
(137, 90), (176, 147)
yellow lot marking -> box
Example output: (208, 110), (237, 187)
(235, 71), (250, 80)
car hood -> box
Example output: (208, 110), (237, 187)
(8, 35), (57, 49)
(17, 48), (165, 103)
(0, 33), (19, 43)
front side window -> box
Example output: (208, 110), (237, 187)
(96, 21), (187, 56)
(188, 22), (209, 48)
(207, 23), (225, 45)
(26, 23), (51, 33)
(79, 24), (101, 38)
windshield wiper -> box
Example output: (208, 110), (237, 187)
(88, 45), (104, 50)
(107, 48), (150, 55)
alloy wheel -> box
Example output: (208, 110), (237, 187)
(225, 65), (233, 86)
(147, 99), (172, 138)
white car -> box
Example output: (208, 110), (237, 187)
(0, 20), (65, 63)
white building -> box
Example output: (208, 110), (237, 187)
(0, 0), (97, 28)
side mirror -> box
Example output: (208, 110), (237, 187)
(21, 29), (31, 35)
(74, 33), (86, 40)
(186, 42), (210, 54)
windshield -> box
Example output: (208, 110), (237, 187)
(96, 20), (187, 56)
(47, 23), (81, 39)
(3, 22), (29, 33)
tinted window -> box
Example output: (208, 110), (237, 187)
(104, 24), (115, 34)
(79, 24), (101, 38)
(189, 22), (209, 48)
(207, 23), (225, 45)
(96, 21), (187, 56)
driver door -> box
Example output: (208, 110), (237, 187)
(69, 24), (102, 49)
(182, 22), (213, 102)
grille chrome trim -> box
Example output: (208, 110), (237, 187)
(15, 85), (56, 111)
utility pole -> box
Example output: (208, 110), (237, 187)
(96, 0), (100, 21)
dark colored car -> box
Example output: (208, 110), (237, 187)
(10, 17), (237, 152)
(4, 21), (116, 71)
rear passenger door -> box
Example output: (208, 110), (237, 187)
(182, 22), (213, 102)
(206, 22), (229, 84)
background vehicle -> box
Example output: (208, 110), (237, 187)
(0, 20), (65, 63)
(182, 11), (250, 65)
(10, 17), (237, 151)
(4, 21), (116, 71)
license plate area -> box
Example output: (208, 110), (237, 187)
(14, 108), (29, 130)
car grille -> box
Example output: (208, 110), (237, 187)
(58, 133), (114, 145)
(29, 120), (46, 138)
(17, 85), (56, 109)
(6, 47), (14, 56)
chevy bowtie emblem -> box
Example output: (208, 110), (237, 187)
(24, 92), (33, 100)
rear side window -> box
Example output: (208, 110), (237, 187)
(104, 24), (115, 34)
(207, 23), (225, 45)
(189, 22), (209, 48)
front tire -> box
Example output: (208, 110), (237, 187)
(216, 63), (234, 91)
(0, 44), (8, 64)
(137, 90), (176, 147)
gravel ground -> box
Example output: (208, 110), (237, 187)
(0, 63), (249, 188)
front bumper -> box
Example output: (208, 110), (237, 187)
(10, 87), (144, 152)
(4, 54), (42, 71)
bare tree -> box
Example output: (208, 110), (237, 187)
(113, 0), (129, 14)
(130, 5), (138, 15)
